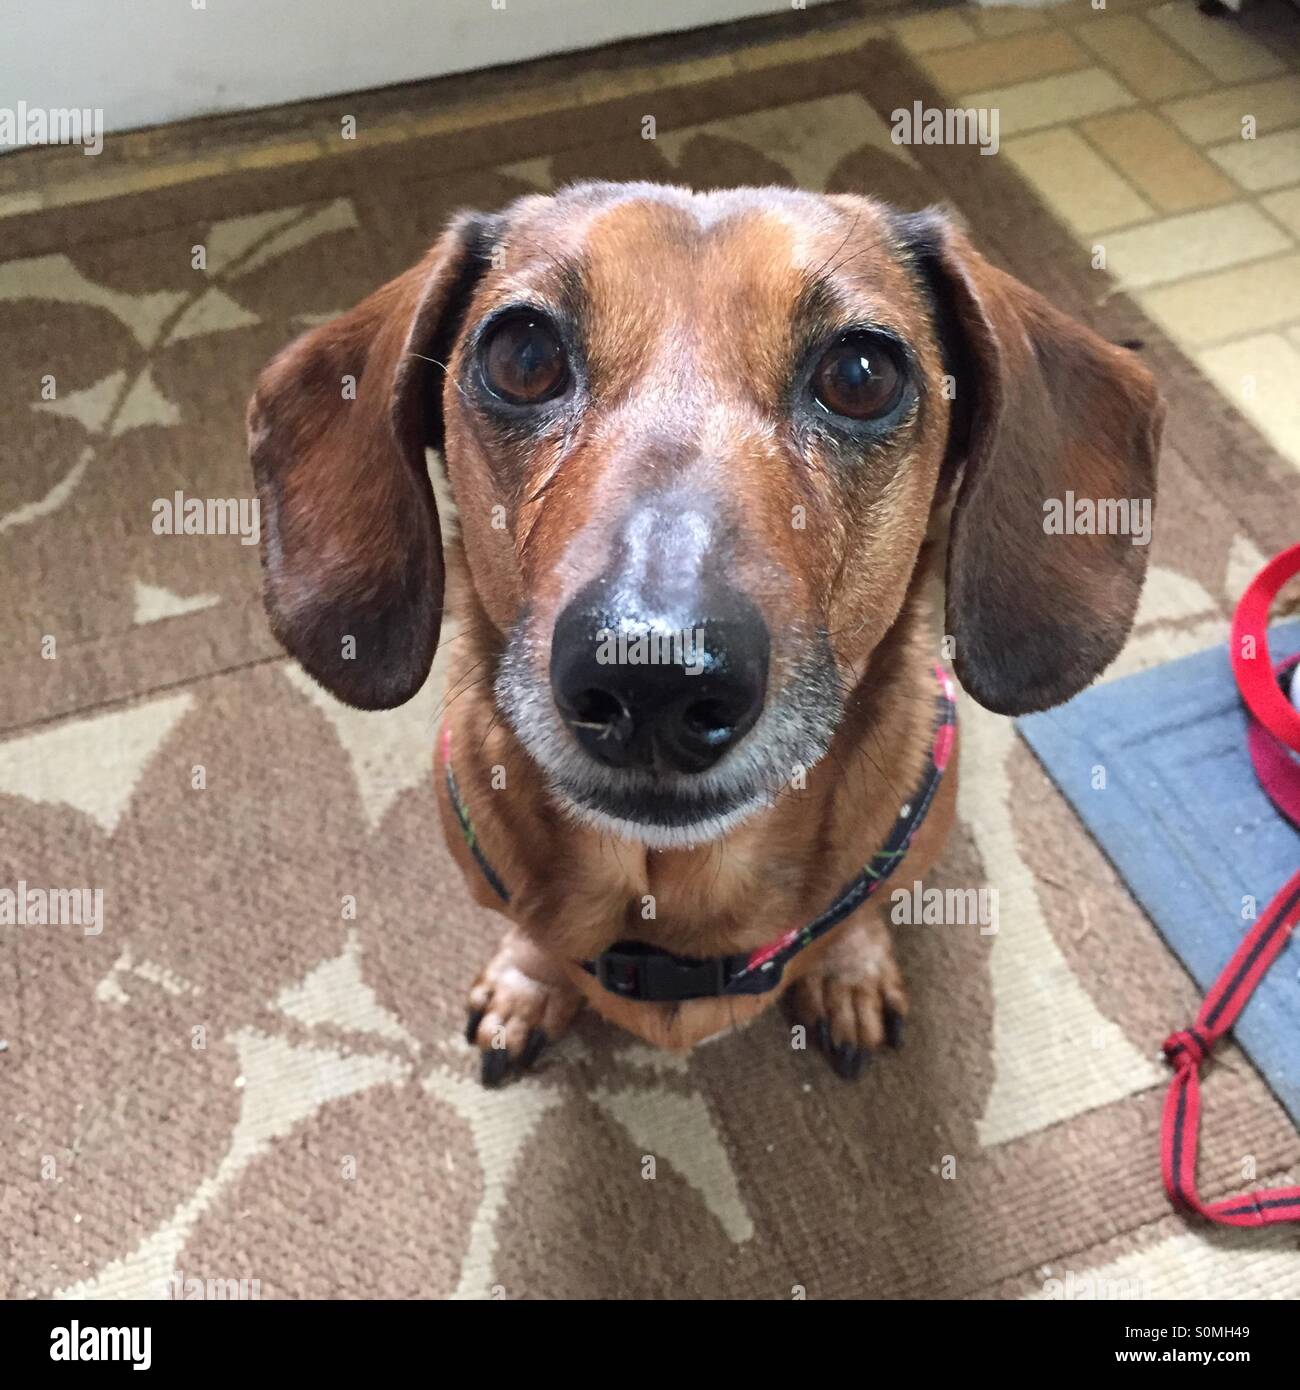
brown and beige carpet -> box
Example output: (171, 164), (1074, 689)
(3, 35), (1299, 1300)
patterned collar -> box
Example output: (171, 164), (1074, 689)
(442, 664), (957, 1004)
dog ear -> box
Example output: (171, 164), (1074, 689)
(247, 211), (497, 709)
(897, 208), (1163, 715)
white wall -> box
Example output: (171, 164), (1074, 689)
(2, 0), (831, 141)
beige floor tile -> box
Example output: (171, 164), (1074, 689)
(1103, 201), (1290, 288)
(1004, 127), (1152, 233)
(1138, 251), (1300, 344)
(1081, 109), (1238, 211)
(1207, 128), (1300, 193)
(919, 29), (1089, 93)
(1162, 76), (1300, 145)
(964, 66), (1136, 136)
(1198, 333), (1300, 470)
(1287, 325), (1300, 354)
(1261, 184), (1300, 235)
(1147, 1), (1287, 82)
(892, 10), (979, 54)
(1074, 14), (1213, 101)
(971, 7), (1051, 39)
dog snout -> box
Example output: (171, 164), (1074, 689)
(550, 581), (769, 775)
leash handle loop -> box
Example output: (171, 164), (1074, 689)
(1161, 543), (1300, 1227)
(1160, 872), (1300, 1226)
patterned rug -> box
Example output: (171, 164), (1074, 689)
(3, 35), (1298, 1300)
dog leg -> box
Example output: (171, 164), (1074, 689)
(466, 928), (585, 1087)
(786, 912), (907, 1081)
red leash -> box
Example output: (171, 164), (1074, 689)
(1161, 872), (1300, 1225)
(1160, 543), (1300, 1226)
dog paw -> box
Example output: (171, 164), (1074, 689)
(786, 926), (907, 1081)
(465, 930), (583, 1087)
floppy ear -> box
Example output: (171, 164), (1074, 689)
(898, 209), (1163, 715)
(247, 211), (496, 709)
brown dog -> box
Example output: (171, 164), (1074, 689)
(248, 182), (1161, 1084)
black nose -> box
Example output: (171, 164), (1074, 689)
(550, 590), (769, 775)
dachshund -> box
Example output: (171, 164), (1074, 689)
(248, 182), (1161, 1084)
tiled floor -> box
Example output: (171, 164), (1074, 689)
(3, 0), (1297, 464)
(895, 0), (1300, 470)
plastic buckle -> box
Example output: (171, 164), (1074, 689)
(595, 944), (728, 1001)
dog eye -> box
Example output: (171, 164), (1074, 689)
(810, 333), (905, 422)
(479, 314), (569, 405)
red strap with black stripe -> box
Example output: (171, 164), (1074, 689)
(1160, 543), (1300, 1226)
(1161, 871), (1300, 1226)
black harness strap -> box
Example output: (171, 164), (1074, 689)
(444, 664), (957, 1005)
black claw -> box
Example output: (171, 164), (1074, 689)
(831, 1042), (856, 1080)
(814, 1018), (831, 1053)
(884, 1009), (905, 1050)
(831, 1042), (870, 1081)
(480, 1045), (511, 1087)
(519, 1027), (548, 1070)
(465, 1008), (485, 1046)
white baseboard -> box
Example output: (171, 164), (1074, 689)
(2, 0), (833, 143)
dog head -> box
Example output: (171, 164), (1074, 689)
(249, 182), (1162, 846)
